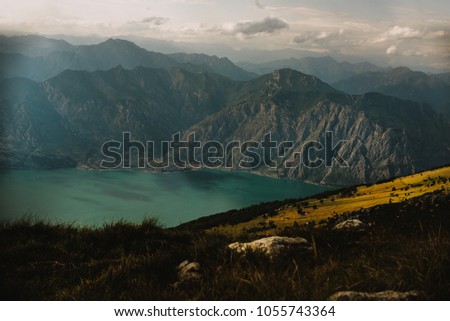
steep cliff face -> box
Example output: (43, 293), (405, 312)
(1, 68), (449, 185)
(0, 78), (81, 168)
(1, 67), (237, 166)
(41, 67), (236, 142)
(185, 71), (450, 185)
(187, 100), (418, 185)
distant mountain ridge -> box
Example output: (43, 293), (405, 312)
(237, 56), (383, 83)
(0, 35), (256, 81)
(0, 34), (73, 57)
(1, 67), (449, 185)
(333, 67), (450, 115)
(167, 52), (258, 81)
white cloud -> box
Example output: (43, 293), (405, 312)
(424, 29), (450, 40)
(386, 45), (397, 55)
(292, 28), (352, 50)
(387, 25), (422, 39)
(375, 25), (423, 43)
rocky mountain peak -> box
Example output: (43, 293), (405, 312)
(258, 68), (338, 94)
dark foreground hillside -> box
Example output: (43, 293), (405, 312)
(0, 190), (449, 300)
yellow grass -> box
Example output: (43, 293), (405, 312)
(208, 166), (450, 237)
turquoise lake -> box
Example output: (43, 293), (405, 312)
(0, 169), (330, 227)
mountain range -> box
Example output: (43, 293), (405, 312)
(1, 35), (450, 185)
(183, 69), (450, 184)
(0, 35), (256, 82)
(333, 67), (450, 116)
(1, 64), (449, 185)
(237, 56), (383, 83)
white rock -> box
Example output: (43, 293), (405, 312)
(328, 290), (422, 301)
(228, 236), (309, 256)
(332, 219), (364, 231)
(176, 260), (201, 284)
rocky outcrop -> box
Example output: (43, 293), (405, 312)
(328, 290), (422, 301)
(228, 236), (309, 257)
(174, 260), (201, 286)
(332, 219), (365, 231)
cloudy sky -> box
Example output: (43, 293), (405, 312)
(1, 0), (449, 70)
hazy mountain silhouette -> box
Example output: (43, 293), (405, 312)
(237, 56), (383, 83)
(333, 67), (450, 115)
(0, 36), (256, 81)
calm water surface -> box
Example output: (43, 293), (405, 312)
(0, 169), (330, 227)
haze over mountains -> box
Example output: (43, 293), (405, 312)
(0, 35), (256, 82)
(1, 35), (449, 185)
(237, 57), (383, 84)
(333, 67), (450, 116)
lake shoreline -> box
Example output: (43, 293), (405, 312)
(0, 168), (331, 227)
(76, 163), (339, 188)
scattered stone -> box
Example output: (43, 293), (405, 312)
(175, 260), (201, 285)
(328, 290), (422, 301)
(332, 219), (365, 231)
(228, 236), (309, 257)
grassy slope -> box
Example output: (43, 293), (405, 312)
(209, 166), (450, 236)
(1, 167), (449, 300)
